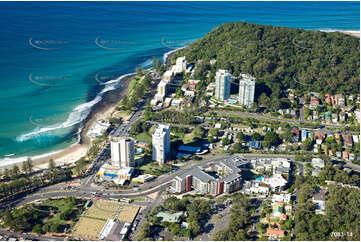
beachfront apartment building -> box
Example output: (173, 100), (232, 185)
(155, 80), (168, 101)
(215, 69), (232, 101)
(173, 56), (187, 73)
(152, 124), (171, 164)
(238, 73), (255, 108)
(110, 137), (135, 168)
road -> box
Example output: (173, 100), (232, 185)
(215, 110), (351, 129)
(0, 230), (64, 241)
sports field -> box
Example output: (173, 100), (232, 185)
(72, 199), (141, 240)
(72, 217), (106, 240)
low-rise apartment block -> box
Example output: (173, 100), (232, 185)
(171, 156), (247, 196)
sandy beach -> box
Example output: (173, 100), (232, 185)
(0, 74), (134, 172)
(337, 30), (360, 38)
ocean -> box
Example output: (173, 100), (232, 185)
(0, 1), (359, 164)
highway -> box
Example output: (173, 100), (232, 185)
(0, 230), (64, 241)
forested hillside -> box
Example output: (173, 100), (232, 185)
(172, 22), (360, 97)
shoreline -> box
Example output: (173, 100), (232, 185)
(0, 47), (181, 171)
(336, 30), (360, 38)
(319, 29), (360, 38)
(0, 74), (135, 171)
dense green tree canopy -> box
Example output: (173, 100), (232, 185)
(173, 22), (360, 96)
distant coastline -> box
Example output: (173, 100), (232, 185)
(336, 30), (360, 38)
(320, 29), (360, 38)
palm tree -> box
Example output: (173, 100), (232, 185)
(26, 158), (33, 174)
(4, 168), (10, 179)
(48, 159), (56, 170)
(11, 165), (20, 178)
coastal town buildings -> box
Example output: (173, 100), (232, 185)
(238, 73), (255, 108)
(152, 124), (171, 164)
(173, 56), (187, 73)
(171, 157), (246, 195)
(162, 70), (174, 83)
(155, 80), (168, 101)
(215, 69), (232, 101)
(110, 137), (135, 168)
(312, 189), (327, 215)
(87, 119), (111, 138)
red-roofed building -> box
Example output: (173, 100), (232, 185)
(261, 217), (270, 223)
(267, 228), (285, 238)
(342, 135), (353, 148)
(280, 213), (288, 221)
(310, 96), (320, 106)
(342, 151), (349, 160)
(314, 131), (326, 141)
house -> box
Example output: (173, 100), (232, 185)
(301, 130), (308, 141)
(312, 189), (326, 215)
(248, 141), (262, 149)
(291, 127), (300, 139)
(210, 59), (216, 65)
(312, 111), (319, 120)
(267, 228), (285, 238)
(339, 112), (346, 122)
(349, 153), (355, 162)
(262, 174), (288, 192)
(156, 211), (184, 223)
(184, 90), (195, 97)
(311, 158), (325, 168)
(310, 96), (320, 107)
(314, 131), (326, 141)
(312, 167), (322, 177)
(336, 151), (342, 158)
(332, 113), (338, 123)
(334, 94), (345, 107)
(272, 194), (291, 204)
(342, 151), (349, 160)
(214, 123), (222, 129)
(352, 135), (359, 143)
(342, 135), (353, 147)
(280, 213), (288, 221)
(171, 99), (181, 107)
(328, 150), (334, 157)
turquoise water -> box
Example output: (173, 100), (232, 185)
(0, 1), (359, 162)
(256, 176), (264, 181)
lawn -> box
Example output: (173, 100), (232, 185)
(133, 131), (152, 143)
(85, 199), (121, 220)
(117, 205), (141, 223)
(72, 217), (106, 240)
(2, 197), (86, 234)
(41, 197), (85, 225)
(139, 161), (172, 176)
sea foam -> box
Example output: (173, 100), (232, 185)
(16, 72), (135, 143)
